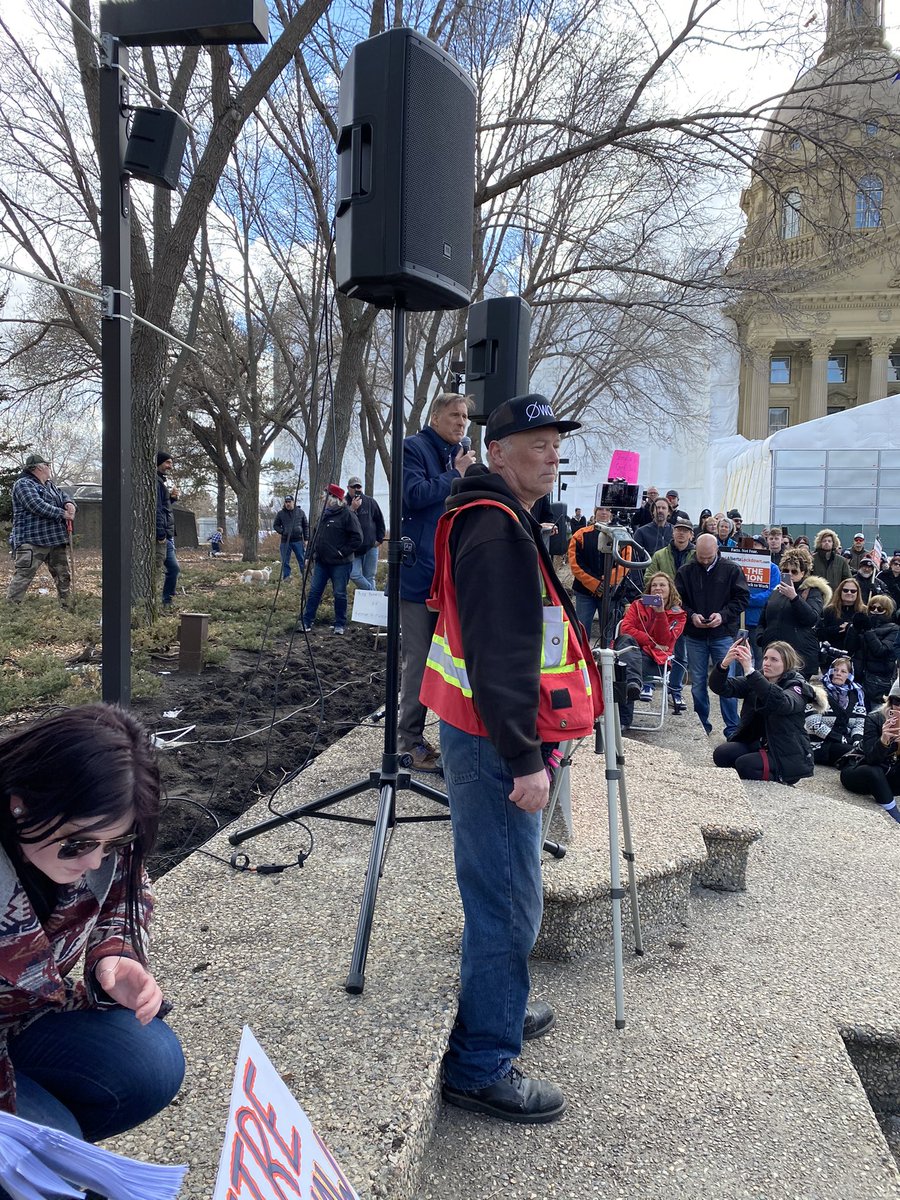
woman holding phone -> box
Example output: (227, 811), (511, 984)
(839, 680), (900, 824)
(709, 637), (825, 784)
(756, 545), (831, 680)
(616, 572), (686, 725)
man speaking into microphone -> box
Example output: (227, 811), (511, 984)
(421, 394), (601, 1123)
(399, 392), (475, 772)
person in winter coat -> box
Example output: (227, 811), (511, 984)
(710, 639), (824, 784)
(632, 498), (673, 556)
(846, 534), (869, 572)
(616, 572), (687, 727)
(273, 496), (309, 580)
(804, 657), (867, 766)
(839, 679), (900, 825)
(875, 552), (900, 620)
(715, 516), (737, 551)
(300, 485), (363, 635)
(756, 546), (831, 680)
(811, 528), (852, 590)
(846, 594), (899, 707)
(854, 557), (880, 606)
(818, 576), (866, 665)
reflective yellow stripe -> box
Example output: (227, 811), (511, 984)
(425, 635), (473, 696)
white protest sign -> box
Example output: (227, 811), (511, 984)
(351, 590), (389, 626)
(721, 549), (772, 590)
(213, 1026), (359, 1200)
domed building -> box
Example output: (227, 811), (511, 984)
(729, 0), (900, 440)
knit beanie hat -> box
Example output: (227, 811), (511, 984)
(157, 450), (173, 466)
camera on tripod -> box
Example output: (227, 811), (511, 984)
(600, 478), (640, 512)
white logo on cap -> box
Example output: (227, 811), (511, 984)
(526, 402), (554, 421)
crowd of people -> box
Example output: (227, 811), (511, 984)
(563, 494), (900, 825)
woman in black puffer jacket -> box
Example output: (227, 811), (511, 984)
(710, 638), (825, 784)
(846, 595), (899, 707)
(757, 546), (831, 680)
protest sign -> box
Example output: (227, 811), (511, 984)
(351, 590), (389, 626)
(722, 549), (772, 590)
(213, 1026), (359, 1200)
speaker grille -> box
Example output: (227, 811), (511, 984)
(401, 43), (475, 289)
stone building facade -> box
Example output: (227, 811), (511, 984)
(729, 0), (900, 440)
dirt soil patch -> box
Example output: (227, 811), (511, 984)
(130, 625), (388, 878)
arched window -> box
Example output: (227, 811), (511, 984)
(781, 190), (802, 239)
(855, 175), (883, 229)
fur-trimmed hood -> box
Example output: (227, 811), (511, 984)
(813, 528), (842, 553)
(799, 574), (833, 606)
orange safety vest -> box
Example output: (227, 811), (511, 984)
(420, 498), (603, 740)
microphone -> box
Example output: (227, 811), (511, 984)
(459, 435), (471, 453)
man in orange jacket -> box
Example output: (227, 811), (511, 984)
(421, 394), (600, 1126)
(567, 504), (634, 645)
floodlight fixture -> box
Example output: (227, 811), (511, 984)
(99, 0), (270, 46)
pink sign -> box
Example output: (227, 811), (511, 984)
(608, 450), (640, 485)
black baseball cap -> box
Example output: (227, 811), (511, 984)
(485, 394), (581, 443)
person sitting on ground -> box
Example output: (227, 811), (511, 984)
(839, 679), (900, 825)
(853, 557), (880, 606)
(846, 594), (899, 708)
(804, 656), (867, 767)
(0, 705), (185, 1138)
(875, 552), (900, 619)
(715, 516), (737, 551)
(811, 528), (851, 590)
(710, 638), (824, 785)
(756, 545), (831, 681)
(616, 572), (687, 727)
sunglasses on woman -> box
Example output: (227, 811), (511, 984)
(54, 832), (138, 860)
(869, 606), (886, 614)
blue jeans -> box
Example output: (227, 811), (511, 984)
(349, 545), (379, 591)
(302, 561), (352, 629)
(684, 634), (739, 736)
(574, 592), (616, 645)
(279, 540), (305, 579)
(155, 537), (180, 605)
(439, 720), (544, 1092)
(6, 1007), (184, 1144)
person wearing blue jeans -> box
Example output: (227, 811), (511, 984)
(349, 544), (379, 591)
(419, 394), (601, 1124)
(675, 534), (750, 737)
(346, 477), (385, 591)
(274, 496), (309, 580)
(155, 452), (180, 607)
(300, 485), (362, 634)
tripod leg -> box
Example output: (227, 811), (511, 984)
(540, 739), (578, 859)
(345, 780), (397, 994)
(597, 650), (627, 1029)
(613, 714), (644, 956)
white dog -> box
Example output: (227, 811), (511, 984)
(240, 566), (272, 585)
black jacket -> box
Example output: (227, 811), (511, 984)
(757, 575), (830, 679)
(350, 494), (386, 550)
(633, 521), (673, 556)
(859, 709), (900, 770)
(709, 665), (820, 784)
(273, 505), (309, 543)
(445, 471), (585, 777)
(308, 503), (363, 566)
(674, 556), (750, 640)
(874, 568), (900, 617)
(156, 471), (175, 540)
(845, 615), (899, 703)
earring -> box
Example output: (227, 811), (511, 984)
(12, 806), (23, 817)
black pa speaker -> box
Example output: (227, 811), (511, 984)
(548, 503), (569, 556)
(465, 296), (532, 423)
(124, 107), (189, 190)
(335, 28), (476, 312)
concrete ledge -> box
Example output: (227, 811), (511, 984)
(108, 719), (764, 1198)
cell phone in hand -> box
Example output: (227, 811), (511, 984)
(639, 594), (663, 607)
(735, 629), (749, 642)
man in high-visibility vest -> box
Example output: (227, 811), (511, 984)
(421, 394), (601, 1125)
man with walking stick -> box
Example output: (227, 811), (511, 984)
(5, 453), (76, 608)
(421, 394), (601, 1123)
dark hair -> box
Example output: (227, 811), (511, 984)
(0, 705), (161, 963)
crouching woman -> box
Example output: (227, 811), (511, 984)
(839, 680), (900, 825)
(709, 638), (824, 784)
(0, 704), (185, 1143)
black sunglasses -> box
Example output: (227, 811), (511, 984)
(55, 832), (137, 860)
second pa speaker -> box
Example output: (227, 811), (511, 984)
(335, 28), (476, 312)
(465, 296), (532, 422)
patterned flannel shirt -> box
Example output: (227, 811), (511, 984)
(0, 845), (154, 1113)
(9, 473), (73, 548)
